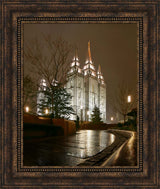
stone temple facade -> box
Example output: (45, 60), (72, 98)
(65, 41), (106, 122)
(37, 41), (106, 122)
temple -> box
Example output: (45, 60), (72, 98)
(37, 41), (106, 122)
(65, 41), (106, 122)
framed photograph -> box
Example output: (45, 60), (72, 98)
(0, 0), (159, 188)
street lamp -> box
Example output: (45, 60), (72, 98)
(25, 106), (29, 113)
(111, 117), (114, 121)
(127, 95), (131, 103)
(45, 109), (49, 114)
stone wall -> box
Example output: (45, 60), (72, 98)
(52, 119), (76, 136)
(24, 113), (52, 125)
(24, 114), (76, 137)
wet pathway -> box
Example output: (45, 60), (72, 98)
(102, 131), (137, 166)
(24, 130), (115, 166)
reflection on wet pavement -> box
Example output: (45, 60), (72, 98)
(102, 131), (137, 166)
(24, 130), (115, 166)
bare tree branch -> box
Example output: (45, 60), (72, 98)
(111, 81), (137, 123)
(24, 34), (73, 88)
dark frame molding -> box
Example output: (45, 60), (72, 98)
(0, 1), (159, 188)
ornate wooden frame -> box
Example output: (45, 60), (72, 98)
(0, 0), (159, 188)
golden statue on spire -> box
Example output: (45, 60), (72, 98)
(88, 41), (92, 62)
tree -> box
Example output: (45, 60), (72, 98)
(127, 108), (137, 129)
(112, 82), (137, 124)
(91, 106), (102, 124)
(24, 35), (73, 114)
(24, 35), (72, 87)
(38, 84), (75, 119)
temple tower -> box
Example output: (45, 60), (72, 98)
(83, 41), (98, 121)
(37, 42), (106, 122)
(66, 50), (84, 120)
(97, 65), (106, 122)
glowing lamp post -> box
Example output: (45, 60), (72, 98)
(45, 109), (49, 115)
(127, 95), (131, 103)
(25, 106), (29, 113)
(111, 117), (114, 121)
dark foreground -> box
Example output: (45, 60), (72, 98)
(24, 130), (115, 166)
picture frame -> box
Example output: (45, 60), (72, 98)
(0, 0), (159, 188)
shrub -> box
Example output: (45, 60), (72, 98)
(118, 122), (123, 127)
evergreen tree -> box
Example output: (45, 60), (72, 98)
(91, 106), (102, 124)
(127, 108), (137, 129)
(38, 84), (75, 119)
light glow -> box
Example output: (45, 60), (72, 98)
(76, 62), (80, 66)
(45, 109), (49, 114)
(91, 72), (96, 76)
(111, 117), (114, 121)
(90, 65), (95, 70)
(41, 79), (46, 87)
(127, 95), (131, 103)
(25, 106), (29, 112)
(73, 57), (79, 61)
(71, 62), (75, 67)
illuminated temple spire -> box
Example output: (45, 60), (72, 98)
(88, 41), (92, 62)
(74, 48), (78, 61)
(98, 65), (101, 73)
(97, 64), (105, 85)
(68, 48), (82, 75)
(83, 41), (96, 77)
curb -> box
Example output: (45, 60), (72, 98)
(78, 129), (133, 166)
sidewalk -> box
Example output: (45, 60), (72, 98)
(78, 129), (137, 166)
(102, 130), (137, 166)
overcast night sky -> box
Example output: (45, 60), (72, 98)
(24, 23), (137, 121)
